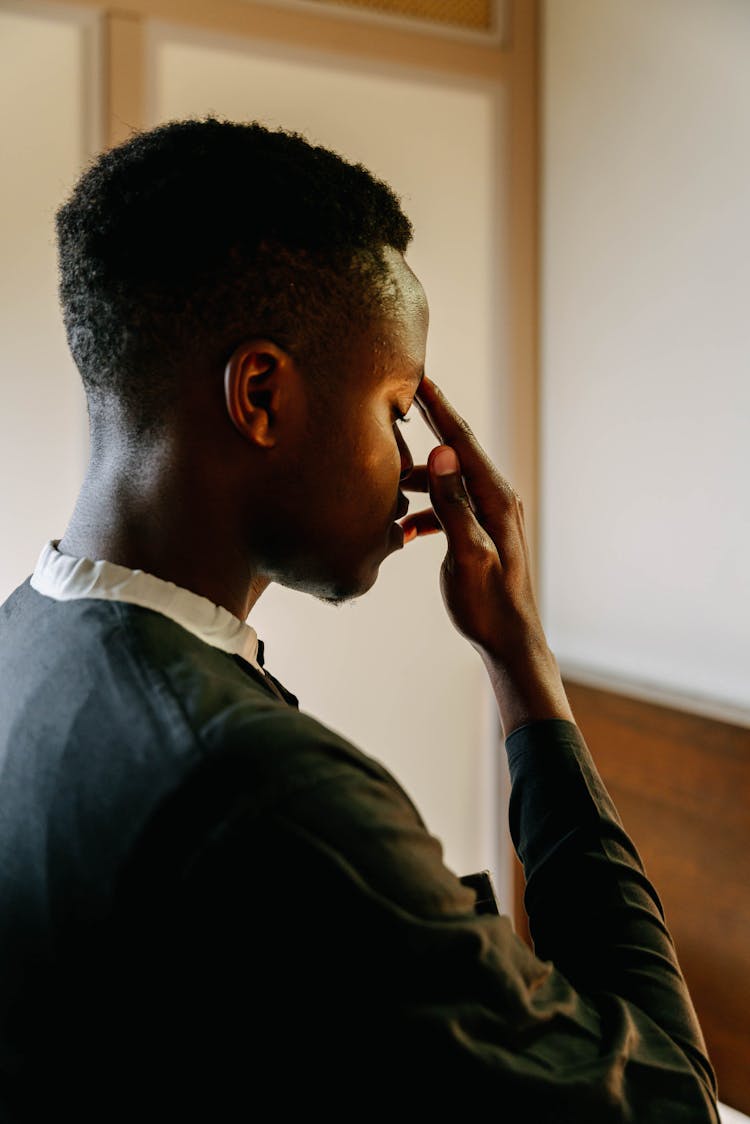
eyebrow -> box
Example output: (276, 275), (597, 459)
(392, 366), (424, 395)
(406, 367), (424, 391)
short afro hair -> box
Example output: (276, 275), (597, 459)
(56, 117), (413, 435)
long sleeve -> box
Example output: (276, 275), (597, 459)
(507, 718), (718, 1114)
(108, 710), (719, 1121)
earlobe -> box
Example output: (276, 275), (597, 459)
(224, 339), (285, 448)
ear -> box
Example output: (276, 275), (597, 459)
(224, 339), (293, 448)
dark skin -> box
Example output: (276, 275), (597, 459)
(60, 247), (573, 737)
(403, 377), (574, 735)
(61, 248), (423, 617)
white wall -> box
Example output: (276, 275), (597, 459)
(149, 24), (507, 880)
(0, 3), (99, 602)
(541, 0), (750, 720)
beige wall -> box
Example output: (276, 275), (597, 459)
(541, 0), (750, 724)
(0, 0), (539, 901)
(0, 3), (100, 602)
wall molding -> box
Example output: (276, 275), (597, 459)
(560, 659), (750, 731)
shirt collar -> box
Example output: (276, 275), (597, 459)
(30, 540), (265, 674)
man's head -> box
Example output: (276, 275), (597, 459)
(56, 118), (428, 606)
(56, 117), (414, 436)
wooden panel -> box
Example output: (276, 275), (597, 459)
(301, 0), (495, 34)
(106, 12), (145, 145)
(545, 681), (750, 1114)
(39, 0), (511, 80)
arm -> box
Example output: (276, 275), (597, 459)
(396, 375), (718, 1114)
(114, 377), (719, 1117)
(507, 718), (717, 1108)
(155, 710), (718, 1120)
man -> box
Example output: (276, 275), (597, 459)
(0, 119), (718, 1120)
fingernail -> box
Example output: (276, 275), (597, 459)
(433, 447), (458, 476)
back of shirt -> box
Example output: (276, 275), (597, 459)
(0, 577), (720, 1122)
(1, 577), (469, 1120)
(0, 578), (369, 1118)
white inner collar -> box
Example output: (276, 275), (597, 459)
(30, 540), (264, 673)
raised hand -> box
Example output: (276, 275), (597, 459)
(399, 375), (574, 736)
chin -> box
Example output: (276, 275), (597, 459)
(311, 553), (383, 606)
(318, 570), (379, 607)
(274, 536), (391, 605)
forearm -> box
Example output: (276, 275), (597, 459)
(507, 719), (717, 1095)
(481, 642), (575, 737)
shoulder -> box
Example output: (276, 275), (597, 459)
(3, 582), (415, 812)
(125, 711), (474, 926)
(118, 680), (469, 922)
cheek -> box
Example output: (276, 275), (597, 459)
(376, 427), (402, 476)
(352, 439), (398, 513)
(383, 437), (405, 504)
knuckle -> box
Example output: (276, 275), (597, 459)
(454, 416), (475, 442)
(462, 525), (495, 561)
(443, 489), (468, 509)
(495, 483), (516, 511)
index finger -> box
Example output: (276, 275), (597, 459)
(415, 376), (524, 551)
(415, 376), (494, 484)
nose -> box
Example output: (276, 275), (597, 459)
(396, 427), (414, 481)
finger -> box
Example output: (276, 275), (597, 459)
(400, 465), (430, 493)
(412, 395), (441, 442)
(416, 377), (525, 568)
(415, 377), (495, 485)
(415, 382), (497, 509)
(427, 445), (494, 565)
(398, 508), (442, 544)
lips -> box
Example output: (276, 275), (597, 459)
(395, 494), (410, 519)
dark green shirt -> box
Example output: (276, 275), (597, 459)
(0, 579), (718, 1120)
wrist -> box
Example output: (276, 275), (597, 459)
(480, 642), (575, 738)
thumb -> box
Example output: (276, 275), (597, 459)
(428, 446), (483, 557)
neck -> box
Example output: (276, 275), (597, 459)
(58, 453), (271, 621)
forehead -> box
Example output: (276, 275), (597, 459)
(383, 246), (428, 327)
(378, 247), (429, 375)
